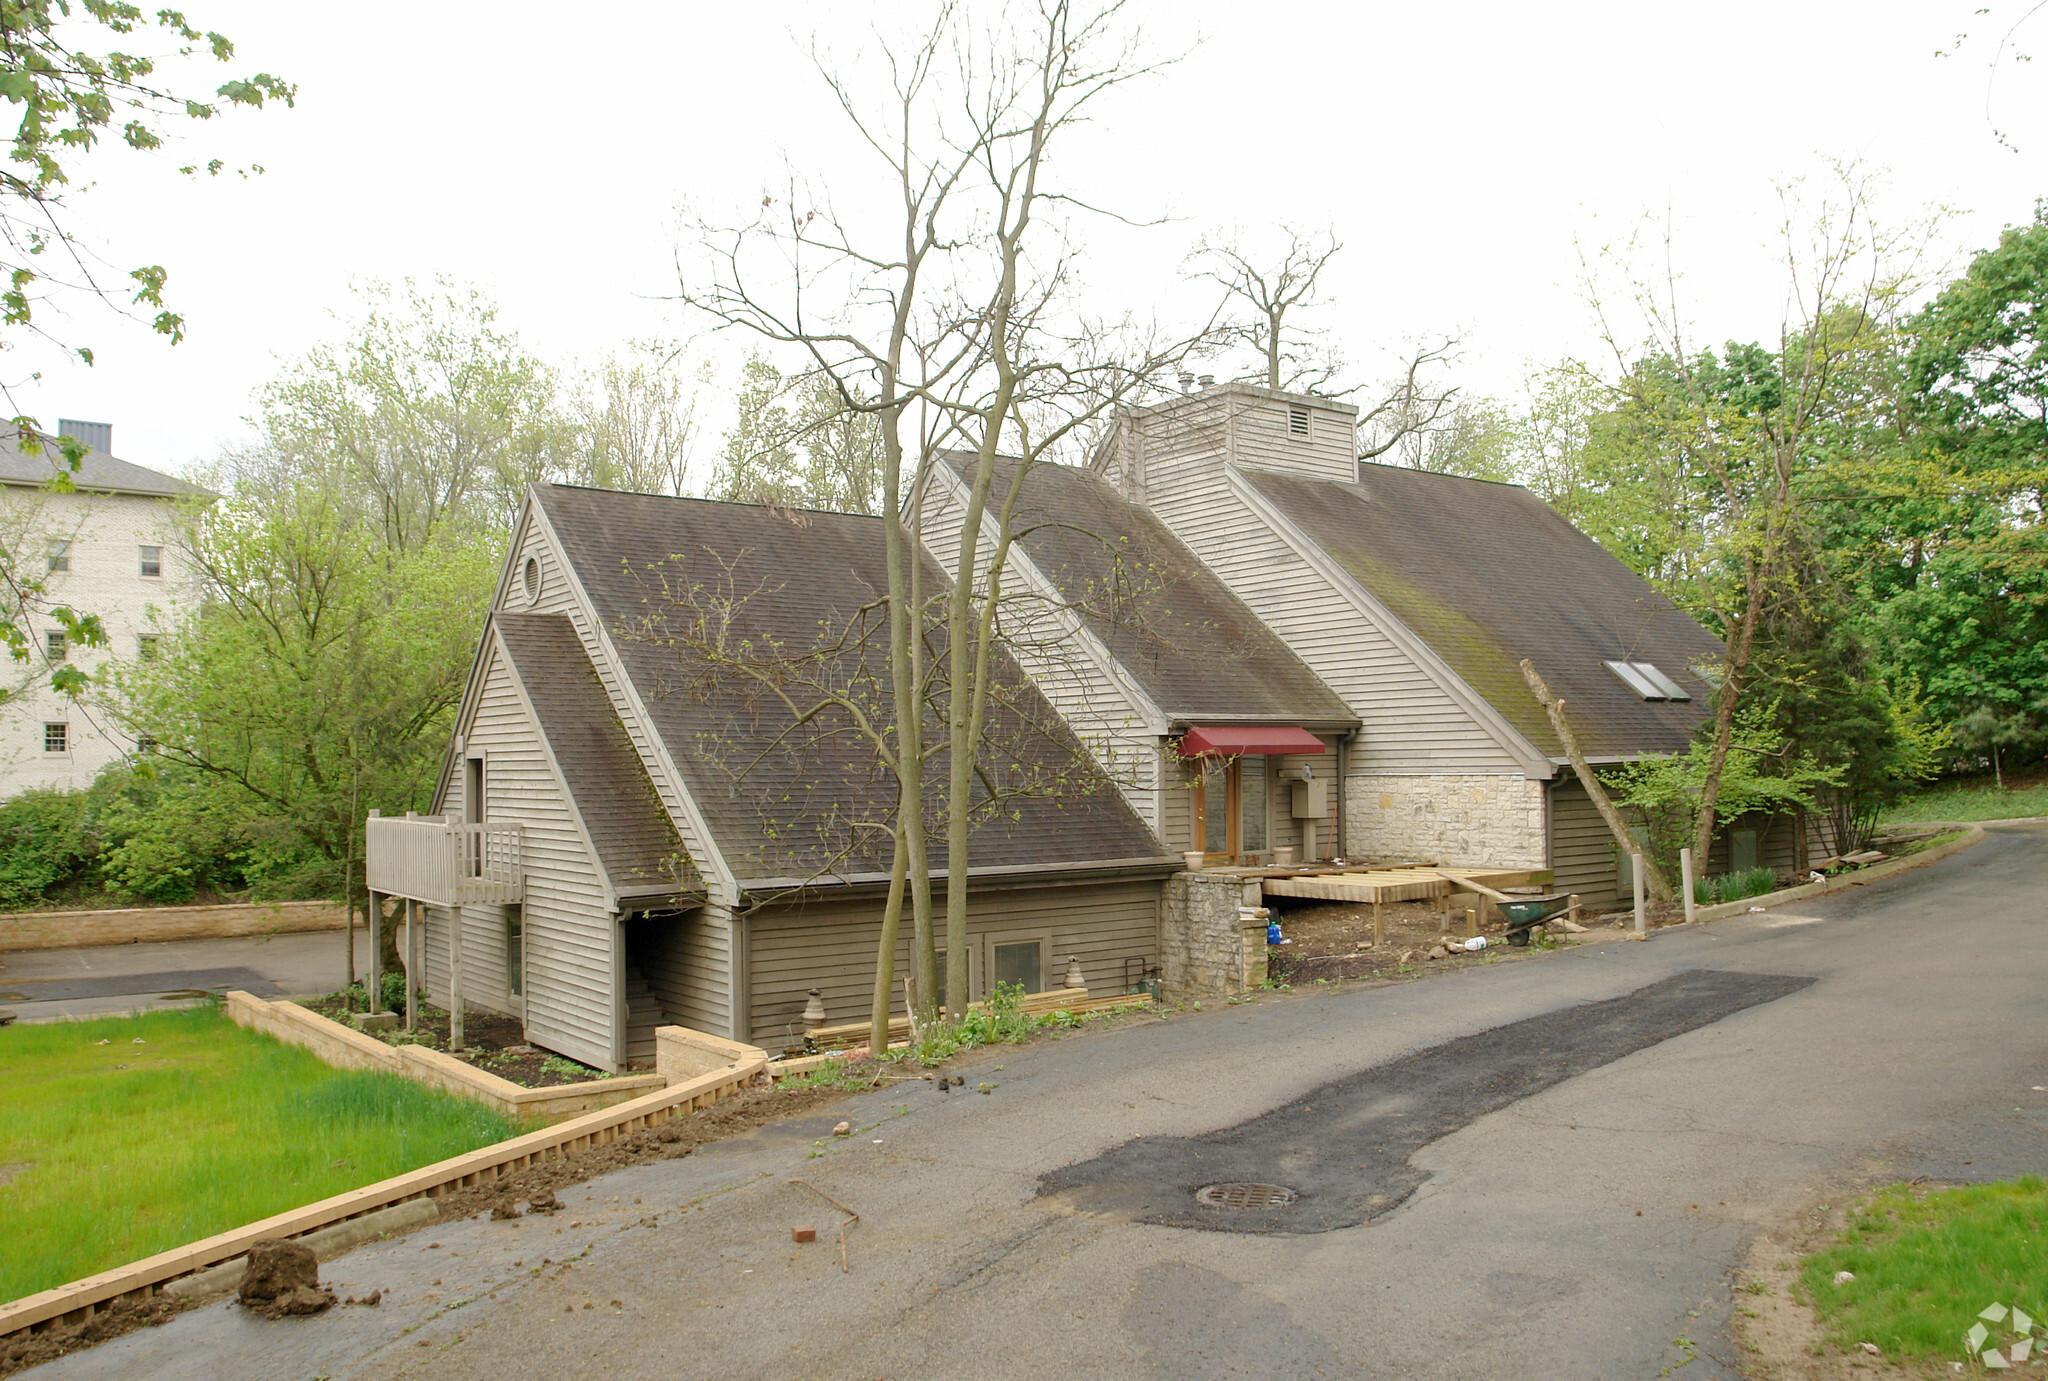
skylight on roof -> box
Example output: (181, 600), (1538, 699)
(1604, 660), (1691, 701)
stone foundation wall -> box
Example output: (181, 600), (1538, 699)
(1343, 774), (1547, 867)
(1162, 872), (1267, 1000)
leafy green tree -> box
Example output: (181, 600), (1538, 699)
(255, 279), (579, 553)
(0, 2), (288, 694)
(709, 353), (883, 514)
(1605, 702), (1844, 882)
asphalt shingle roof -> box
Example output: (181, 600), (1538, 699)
(491, 610), (696, 898)
(1244, 463), (1722, 760)
(534, 485), (1167, 886)
(0, 435), (199, 498)
(984, 459), (1356, 728)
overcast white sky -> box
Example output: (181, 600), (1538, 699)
(11, 0), (2046, 477)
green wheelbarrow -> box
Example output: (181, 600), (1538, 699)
(1495, 893), (1573, 946)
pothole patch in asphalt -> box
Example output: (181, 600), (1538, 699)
(1038, 968), (1815, 1235)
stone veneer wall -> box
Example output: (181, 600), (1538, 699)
(1343, 774), (1547, 867)
(1161, 872), (1267, 1000)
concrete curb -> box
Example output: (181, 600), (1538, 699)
(1687, 825), (1988, 925)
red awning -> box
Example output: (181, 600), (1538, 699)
(1176, 725), (1327, 757)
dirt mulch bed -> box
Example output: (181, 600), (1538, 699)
(433, 1076), (872, 1222)
(0, 1294), (200, 1378)
(299, 997), (611, 1088)
(1263, 896), (1681, 985)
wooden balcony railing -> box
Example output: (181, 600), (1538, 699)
(365, 812), (524, 907)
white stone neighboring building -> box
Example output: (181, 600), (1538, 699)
(0, 421), (201, 795)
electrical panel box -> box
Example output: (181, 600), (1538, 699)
(1290, 779), (1327, 819)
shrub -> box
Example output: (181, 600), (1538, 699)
(0, 787), (94, 908)
(1692, 866), (1780, 906)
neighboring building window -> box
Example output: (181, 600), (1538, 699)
(139, 546), (162, 578)
(1288, 406), (1310, 437)
(136, 733), (157, 755)
(506, 906), (524, 997)
(46, 540), (69, 573)
(43, 722), (67, 753)
(137, 634), (159, 662)
(45, 630), (66, 661)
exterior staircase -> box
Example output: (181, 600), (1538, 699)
(623, 968), (667, 1068)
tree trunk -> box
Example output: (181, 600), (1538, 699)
(1692, 563), (1765, 866)
(870, 825), (908, 1056)
(1520, 659), (1674, 901)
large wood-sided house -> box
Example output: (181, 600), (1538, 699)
(381, 486), (1176, 1071)
(372, 381), (1811, 1073)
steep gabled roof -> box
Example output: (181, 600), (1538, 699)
(985, 459), (1356, 727)
(0, 436), (200, 499)
(491, 611), (696, 899)
(532, 484), (1168, 886)
(1242, 463), (1721, 760)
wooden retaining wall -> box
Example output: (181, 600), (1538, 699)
(0, 900), (347, 952)
(221, 992), (667, 1123)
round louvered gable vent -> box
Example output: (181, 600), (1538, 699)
(522, 555), (542, 605)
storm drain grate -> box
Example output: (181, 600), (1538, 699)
(1195, 1182), (1299, 1211)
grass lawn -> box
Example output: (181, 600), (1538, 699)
(0, 1005), (519, 1305)
(1883, 776), (2048, 824)
(1800, 1177), (2048, 1361)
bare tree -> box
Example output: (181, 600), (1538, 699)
(576, 342), (702, 496)
(1355, 337), (1468, 462)
(1188, 225), (1344, 392)
(675, 0), (1199, 1051)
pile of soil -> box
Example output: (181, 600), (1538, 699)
(0, 1295), (194, 1379)
(236, 1239), (334, 1318)
(301, 997), (608, 1088)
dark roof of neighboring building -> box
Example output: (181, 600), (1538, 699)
(1243, 463), (1722, 760)
(492, 611), (697, 898)
(0, 435), (200, 498)
(987, 459), (1355, 727)
(533, 484), (1167, 886)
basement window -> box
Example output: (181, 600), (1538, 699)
(1605, 660), (1690, 701)
(1288, 406), (1310, 437)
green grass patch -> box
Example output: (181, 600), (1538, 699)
(0, 1005), (519, 1304)
(1800, 1177), (2048, 1360)
(892, 983), (1153, 1068)
(1883, 779), (2048, 824)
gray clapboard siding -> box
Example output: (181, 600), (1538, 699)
(1547, 776), (1622, 905)
(1230, 396), (1356, 481)
(430, 645), (618, 1070)
(744, 879), (1162, 1047)
(631, 905), (733, 1038)
(1148, 473), (1522, 775)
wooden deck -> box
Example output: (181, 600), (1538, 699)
(1252, 865), (1550, 903)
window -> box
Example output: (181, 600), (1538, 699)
(43, 722), (67, 753)
(1604, 659), (1691, 702)
(138, 546), (162, 578)
(991, 940), (1044, 995)
(464, 756), (485, 824)
(1288, 406), (1310, 437)
(136, 733), (157, 755)
(506, 906), (524, 998)
(137, 635), (159, 662)
(44, 630), (65, 661)
(45, 540), (69, 573)
(1730, 829), (1760, 874)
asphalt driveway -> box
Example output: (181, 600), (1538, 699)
(0, 927), (366, 1022)
(27, 823), (2048, 1380)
